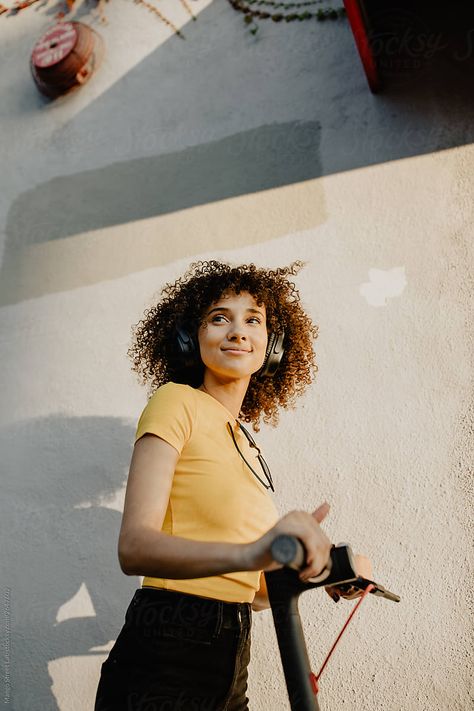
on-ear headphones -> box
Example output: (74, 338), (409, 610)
(259, 331), (285, 377)
(175, 325), (285, 377)
(175, 325), (199, 369)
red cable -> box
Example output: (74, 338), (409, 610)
(309, 584), (375, 695)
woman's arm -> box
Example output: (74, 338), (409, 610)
(118, 434), (332, 582)
(118, 434), (248, 578)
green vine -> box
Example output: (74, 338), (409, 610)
(227, 0), (346, 35)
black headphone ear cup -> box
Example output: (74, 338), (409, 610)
(176, 325), (198, 366)
(259, 331), (285, 377)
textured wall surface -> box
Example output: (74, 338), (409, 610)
(1, 1), (472, 709)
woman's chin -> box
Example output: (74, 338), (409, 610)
(204, 366), (253, 382)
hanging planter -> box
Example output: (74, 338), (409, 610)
(30, 21), (104, 98)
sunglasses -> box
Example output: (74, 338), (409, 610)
(227, 421), (275, 492)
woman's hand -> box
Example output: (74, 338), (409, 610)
(245, 502), (332, 580)
(326, 554), (373, 602)
(353, 554), (372, 579)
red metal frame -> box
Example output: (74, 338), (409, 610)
(343, 0), (381, 93)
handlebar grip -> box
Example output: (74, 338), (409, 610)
(271, 534), (358, 580)
(270, 534), (306, 569)
(271, 534), (361, 590)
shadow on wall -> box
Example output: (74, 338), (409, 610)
(3, 0), (474, 305)
(4, 120), (323, 247)
(1, 415), (137, 710)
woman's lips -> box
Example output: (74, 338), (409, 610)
(221, 348), (251, 354)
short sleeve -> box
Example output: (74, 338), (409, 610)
(134, 383), (195, 454)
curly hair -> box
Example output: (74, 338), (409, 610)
(128, 260), (319, 429)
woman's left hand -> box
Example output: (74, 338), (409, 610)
(325, 554), (373, 602)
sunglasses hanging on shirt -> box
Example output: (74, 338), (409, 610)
(227, 421), (275, 492)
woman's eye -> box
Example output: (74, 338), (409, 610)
(210, 315), (262, 324)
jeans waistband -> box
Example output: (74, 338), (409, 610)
(132, 587), (251, 632)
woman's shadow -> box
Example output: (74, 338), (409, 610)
(1, 414), (138, 710)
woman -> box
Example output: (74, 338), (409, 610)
(94, 260), (367, 711)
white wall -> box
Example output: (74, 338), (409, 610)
(1, 1), (472, 709)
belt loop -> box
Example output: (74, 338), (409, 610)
(238, 603), (247, 628)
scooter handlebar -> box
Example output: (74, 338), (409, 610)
(270, 535), (400, 602)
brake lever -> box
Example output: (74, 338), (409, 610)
(335, 578), (401, 603)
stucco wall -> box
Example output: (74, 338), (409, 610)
(1, 1), (472, 709)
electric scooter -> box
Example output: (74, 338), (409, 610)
(264, 537), (400, 710)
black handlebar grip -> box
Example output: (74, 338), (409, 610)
(271, 535), (306, 569)
(270, 536), (354, 584)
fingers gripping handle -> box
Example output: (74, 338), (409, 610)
(270, 536), (355, 586)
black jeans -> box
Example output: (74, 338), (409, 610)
(94, 588), (252, 711)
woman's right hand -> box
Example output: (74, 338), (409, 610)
(245, 502), (332, 581)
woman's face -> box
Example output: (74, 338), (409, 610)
(197, 291), (268, 382)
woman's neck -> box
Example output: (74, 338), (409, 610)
(198, 375), (250, 420)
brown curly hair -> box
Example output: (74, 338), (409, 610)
(128, 260), (319, 429)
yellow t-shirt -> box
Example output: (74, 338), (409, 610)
(134, 382), (280, 603)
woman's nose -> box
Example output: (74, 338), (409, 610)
(227, 323), (247, 341)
